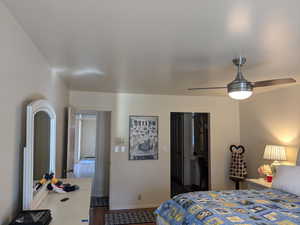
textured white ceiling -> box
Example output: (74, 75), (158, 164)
(3, 0), (300, 95)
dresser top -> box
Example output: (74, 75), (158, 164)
(38, 178), (92, 225)
(246, 178), (272, 188)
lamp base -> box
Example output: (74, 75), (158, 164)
(271, 160), (281, 167)
(270, 161), (281, 176)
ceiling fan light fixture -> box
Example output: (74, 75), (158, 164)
(228, 90), (253, 100)
(188, 56), (296, 100)
(227, 75), (253, 100)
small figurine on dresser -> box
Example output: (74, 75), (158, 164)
(34, 173), (80, 194)
(34, 173), (53, 192)
(229, 145), (247, 190)
(46, 173), (80, 193)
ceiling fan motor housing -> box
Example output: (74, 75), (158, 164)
(227, 72), (253, 93)
(232, 56), (246, 67)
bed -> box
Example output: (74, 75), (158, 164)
(155, 188), (300, 224)
(156, 163), (300, 225)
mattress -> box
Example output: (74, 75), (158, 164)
(155, 189), (300, 225)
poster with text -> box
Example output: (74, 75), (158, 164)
(129, 116), (158, 160)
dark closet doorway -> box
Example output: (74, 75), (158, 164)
(170, 112), (210, 197)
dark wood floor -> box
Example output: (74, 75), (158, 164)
(90, 207), (156, 225)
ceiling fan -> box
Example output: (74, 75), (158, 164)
(188, 56), (296, 100)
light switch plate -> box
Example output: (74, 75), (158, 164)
(114, 146), (120, 152)
(121, 146), (126, 152)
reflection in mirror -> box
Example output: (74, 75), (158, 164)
(33, 111), (51, 193)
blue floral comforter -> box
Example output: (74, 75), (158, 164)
(155, 189), (300, 225)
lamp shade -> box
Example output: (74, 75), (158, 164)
(263, 145), (286, 161)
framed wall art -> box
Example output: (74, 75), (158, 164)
(129, 116), (158, 160)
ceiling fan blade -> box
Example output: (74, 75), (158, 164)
(188, 87), (226, 90)
(253, 78), (296, 88)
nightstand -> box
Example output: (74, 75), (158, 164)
(245, 178), (272, 190)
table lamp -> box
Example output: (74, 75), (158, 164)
(263, 145), (286, 167)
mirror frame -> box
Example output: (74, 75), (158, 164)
(23, 100), (56, 210)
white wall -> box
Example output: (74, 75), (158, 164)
(0, 2), (69, 224)
(240, 85), (300, 178)
(70, 91), (240, 209)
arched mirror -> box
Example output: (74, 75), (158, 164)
(33, 111), (51, 182)
(23, 100), (56, 210)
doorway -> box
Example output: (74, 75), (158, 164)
(66, 109), (111, 208)
(73, 112), (97, 178)
(170, 112), (210, 197)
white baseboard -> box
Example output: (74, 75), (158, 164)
(110, 203), (160, 210)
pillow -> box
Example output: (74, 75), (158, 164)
(272, 165), (300, 196)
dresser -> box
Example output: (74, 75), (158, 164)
(37, 178), (92, 225)
(245, 178), (272, 190)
